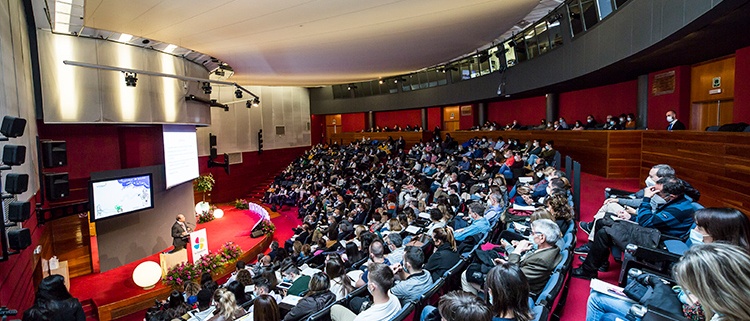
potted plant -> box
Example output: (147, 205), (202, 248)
(194, 174), (215, 202)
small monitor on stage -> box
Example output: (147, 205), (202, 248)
(90, 174), (154, 221)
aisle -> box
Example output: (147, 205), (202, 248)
(559, 173), (640, 320)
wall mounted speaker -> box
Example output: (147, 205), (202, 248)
(2, 145), (26, 166)
(8, 201), (31, 222)
(42, 141), (67, 168)
(5, 173), (29, 194)
(44, 172), (69, 200)
(0, 116), (26, 138)
(8, 228), (31, 250)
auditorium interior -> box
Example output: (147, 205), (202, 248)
(2, 0), (750, 321)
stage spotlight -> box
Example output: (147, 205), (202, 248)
(235, 89), (243, 99)
(202, 82), (212, 95)
(251, 97), (260, 108)
(124, 72), (138, 87)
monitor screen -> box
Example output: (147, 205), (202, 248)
(90, 174), (154, 221)
(163, 125), (199, 189)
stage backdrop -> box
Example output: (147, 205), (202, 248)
(94, 165), (196, 272)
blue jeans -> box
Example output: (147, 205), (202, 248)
(586, 290), (634, 321)
(527, 154), (539, 166)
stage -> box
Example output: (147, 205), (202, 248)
(69, 204), (282, 321)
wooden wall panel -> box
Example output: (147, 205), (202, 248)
(641, 131), (750, 214)
(329, 132), (426, 149)
(49, 215), (92, 278)
(691, 56), (735, 103)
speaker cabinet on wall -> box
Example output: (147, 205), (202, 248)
(42, 141), (67, 168)
(8, 201), (31, 222)
(44, 172), (69, 200)
(8, 228), (31, 250)
(2, 145), (26, 166)
(5, 173), (29, 194)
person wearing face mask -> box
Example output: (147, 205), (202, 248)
(524, 139), (543, 165)
(538, 140), (556, 165)
(454, 203), (490, 242)
(490, 219), (562, 296)
(390, 246), (433, 303)
(666, 110), (686, 131)
(625, 113), (637, 129)
(584, 114), (598, 130)
(559, 117), (569, 129)
(573, 176), (696, 279)
(282, 265), (311, 297)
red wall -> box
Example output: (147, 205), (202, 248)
(427, 107), (442, 130)
(342, 113), (366, 132)
(310, 115), (326, 145)
(375, 109), (422, 129)
(487, 96), (546, 126)
(647, 66), (691, 129)
(559, 80), (638, 125)
(198, 147), (309, 203)
(734, 46), (750, 123)
(0, 201), (45, 311)
(459, 105), (475, 130)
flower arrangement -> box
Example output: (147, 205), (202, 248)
(164, 242), (243, 289)
(260, 220), (276, 235)
(234, 199), (249, 210)
(196, 206), (216, 223)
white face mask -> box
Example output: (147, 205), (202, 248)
(689, 229), (705, 245)
(650, 194), (667, 211)
(645, 177), (657, 187)
(488, 292), (494, 304)
(667, 116), (674, 123)
(536, 172), (544, 178)
(627, 117), (632, 121)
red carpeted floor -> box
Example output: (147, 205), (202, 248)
(102, 204), (302, 321)
(558, 173), (640, 320)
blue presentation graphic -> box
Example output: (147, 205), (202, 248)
(93, 175), (153, 220)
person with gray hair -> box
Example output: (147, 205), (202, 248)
(385, 233), (405, 264)
(462, 218), (562, 296)
(483, 193), (505, 226)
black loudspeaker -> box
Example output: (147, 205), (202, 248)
(8, 228), (31, 250)
(0, 116), (26, 138)
(2, 145), (26, 166)
(5, 173), (29, 194)
(45, 173), (69, 200)
(8, 201), (31, 222)
(42, 141), (67, 168)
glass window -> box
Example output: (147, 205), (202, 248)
(524, 28), (538, 59)
(614, 0), (629, 9)
(597, 0), (614, 19)
(503, 41), (517, 67)
(548, 15), (564, 48)
(535, 22), (550, 54)
(581, 0), (599, 30)
(568, 0), (585, 36)
(387, 79), (399, 94)
(513, 35), (528, 63)
(488, 47), (501, 72)
(460, 61), (472, 80)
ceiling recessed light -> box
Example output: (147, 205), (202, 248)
(118, 33), (133, 42)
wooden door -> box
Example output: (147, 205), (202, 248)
(690, 100), (734, 130)
(443, 106), (460, 131)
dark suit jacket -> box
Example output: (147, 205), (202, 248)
(424, 243), (461, 282)
(172, 221), (189, 248)
(508, 246), (563, 295)
(668, 120), (686, 130)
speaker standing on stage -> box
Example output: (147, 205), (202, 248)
(172, 214), (192, 252)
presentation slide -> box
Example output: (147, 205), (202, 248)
(92, 174), (153, 221)
(163, 125), (199, 189)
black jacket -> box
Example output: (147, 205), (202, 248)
(424, 243), (461, 282)
(282, 291), (336, 321)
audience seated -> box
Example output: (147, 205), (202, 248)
(325, 254), (356, 300)
(390, 246), (434, 303)
(421, 290), (492, 321)
(283, 273), (336, 321)
(586, 207), (750, 321)
(282, 266), (310, 297)
(486, 264), (533, 321)
(187, 289), (215, 321)
(454, 202), (490, 242)
(23, 275), (86, 321)
(207, 288), (246, 321)
(574, 176), (696, 279)
(252, 294), (280, 321)
(424, 227), (460, 282)
(330, 263), (401, 321)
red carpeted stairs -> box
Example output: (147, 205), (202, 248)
(81, 299), (98, 321)
(246, 178), (274, 203)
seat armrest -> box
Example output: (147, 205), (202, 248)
(625, 244), (682, 263)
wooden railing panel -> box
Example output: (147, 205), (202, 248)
(329, 132), (427, 149)
(641, 131), (750, 213)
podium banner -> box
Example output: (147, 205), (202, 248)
(190, 228), (209, 263)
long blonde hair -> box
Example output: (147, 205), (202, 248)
(674, 243), (750, 321)
(213, 288), (244, 320)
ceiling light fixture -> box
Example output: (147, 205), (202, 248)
(118, 33), (133, 43)
(251, 97), (260, 108)
(235, 89), (243, 99)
